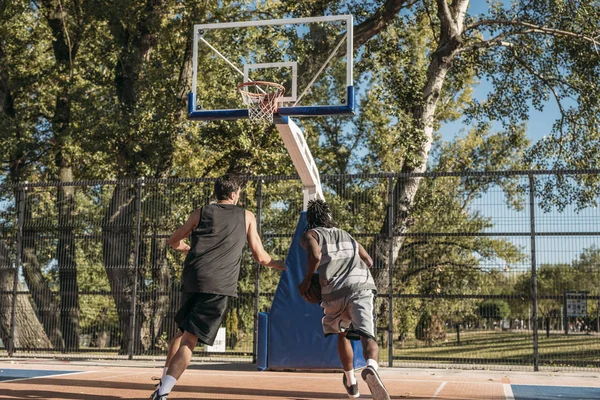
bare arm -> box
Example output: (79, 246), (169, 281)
(357, 241), (373, 268)
(167, 209), (200, 253)
(298, 230), (321, 299)
(299, 231), (321, 278)
(246, 210), (285, 270)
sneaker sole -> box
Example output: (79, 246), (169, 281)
(347, 392), (360, 399)
(361, 368), (390, 400)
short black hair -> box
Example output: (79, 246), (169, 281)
(214, 174), (242, 200)
(306, 199), (335, 229)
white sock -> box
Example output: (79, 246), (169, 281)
(366, 359), (379, 370)
(161, 367), (168, 378)
(344, 369), (357, 385)
(159, 375), (177, 395)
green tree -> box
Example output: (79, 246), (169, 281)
(479, 300), (510, 319)
(2, 0), (598, 355)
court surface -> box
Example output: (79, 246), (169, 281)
(1, 359), (600, 399)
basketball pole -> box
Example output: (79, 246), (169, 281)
(274, 117), (324, 210)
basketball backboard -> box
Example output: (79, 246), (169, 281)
(188, 15), (354, 121)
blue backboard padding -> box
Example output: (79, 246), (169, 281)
(187, 86), (355, 120)
(0, 369), (79, 382)
(512, 384), (600, 400)
(267, 212), (365, 369)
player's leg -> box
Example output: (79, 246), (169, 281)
(338, 333), (359, 398)
(158, 293), (190, 378)
(322, 297), (359, 398)
(347, 290), (390, 400)
(338, 333), (354, 370)
(164, 330), (184, 375)
(151, 293), (228, 399)
(151, 331), (197, 399)
(360, 335), (379, 363)
(152, 329), (184, 392)
(166, 330), (198, 379)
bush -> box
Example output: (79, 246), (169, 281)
(415, 312), (446, 345)
(479, 300), (511, 320)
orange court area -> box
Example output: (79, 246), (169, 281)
(1, 358), (600, 400)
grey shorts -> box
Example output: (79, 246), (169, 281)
(321, 289), (376, 340)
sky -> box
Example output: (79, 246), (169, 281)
(439, 1), (559, 146)
(438, 2), (596, 267)
(439, 77), (560, 145)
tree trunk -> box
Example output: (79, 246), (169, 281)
(102, 184), (137, 354)
(21, 246), (65, 348)
(0, 241), (53, 350)
(372, 0), (470, 339)
(57, 167), (79, 350)
(0, 241), (14, 347)
(20, 189), (65, 349)
(149, 233), (172, 351)
(43, 0), (86, 351)
(104, 1), (171, 354)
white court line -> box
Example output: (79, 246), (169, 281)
(503, 383), (515, 400)
(0, 370), (94, 384)
(99, 371), (151, 381)
(186, 370), (505, 385)
(431, 381), (447, 398)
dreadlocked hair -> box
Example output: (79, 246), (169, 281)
(307, 199), (335, 229)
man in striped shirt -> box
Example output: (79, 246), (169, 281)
(299, 199), (390, 400)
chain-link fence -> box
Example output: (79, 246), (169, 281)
(0, 171), (599, 371)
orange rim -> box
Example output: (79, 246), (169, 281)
(237, 81), (285, 98)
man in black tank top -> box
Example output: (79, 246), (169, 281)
(150, 175), (285, 400)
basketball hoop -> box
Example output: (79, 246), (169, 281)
(237, 81), (285, 124)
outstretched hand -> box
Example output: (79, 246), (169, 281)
(270, 259), (286, 271)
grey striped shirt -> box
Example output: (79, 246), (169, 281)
(311, 227), (377, 301)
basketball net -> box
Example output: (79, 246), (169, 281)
(237, 81), (285, 124)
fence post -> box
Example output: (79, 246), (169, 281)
(528, 174), (539, 371)
(252, 179), (263, 364)
(563, 291), (569, 335)
(387, 176), (394, 367)
(8, 185), (26, 357)
(128, 178), (144, 360)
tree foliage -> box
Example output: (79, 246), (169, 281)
(1, 0), (598, 353)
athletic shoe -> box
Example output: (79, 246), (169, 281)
(342, 373), (360, 398)
(150, 385), (168, 400)
(361, 366), (390, 400)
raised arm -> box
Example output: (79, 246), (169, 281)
(357, 241), (373, 268)
(167, 209), (200, 253)
(246, 210), (285, 270)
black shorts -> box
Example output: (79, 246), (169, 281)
(174, 292), (229, 346)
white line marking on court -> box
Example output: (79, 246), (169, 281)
(185, 370), (505, 386)
(99, 371), (149, 381)
(0, 370), (94, 383)
(431, 381), (447, 398)
(503, 383), (515, 400)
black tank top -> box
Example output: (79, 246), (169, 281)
(181, 203), (246, 296)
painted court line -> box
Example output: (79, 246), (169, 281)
(182, 370), (505, 386)
(0, 370), (94, 384)
(99, 371), (154, 381)
(503, 383), (515, 400)
(431, 381), (447, 398)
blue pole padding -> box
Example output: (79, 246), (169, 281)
(257, 312), (269, 371)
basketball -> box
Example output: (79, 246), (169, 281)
(303, 274), (322, 304)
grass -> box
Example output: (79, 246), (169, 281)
(394, 330), (600, 367)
